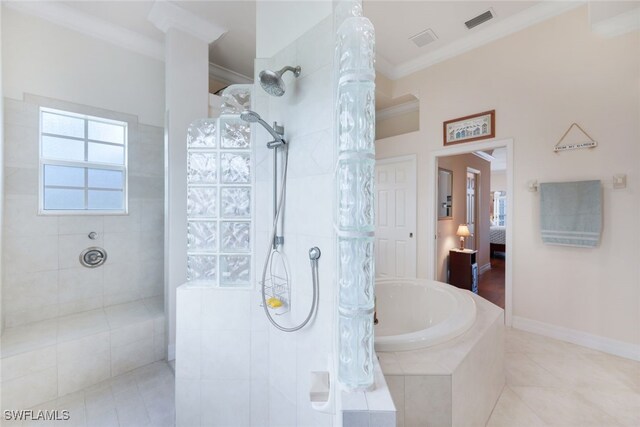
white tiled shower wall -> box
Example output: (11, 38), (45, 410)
(175, 285), (256, 426)
(2, 95), (165, 329)
(175, 15), (336, 427)
(1, 95), (166, 411)
(254, 15), (337, 426)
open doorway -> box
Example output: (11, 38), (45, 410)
(431, 140), (512, 318)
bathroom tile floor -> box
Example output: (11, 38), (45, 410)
(486, 328), (640, 427)
(8, 329), (639, 427)
(16, 362), (175, 427)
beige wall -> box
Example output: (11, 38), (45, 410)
(376, 6), (640, 346)
(437, 154), (491, 282)
(376, 72), (394, 99)
(208, 77), (228, 95)
(376, 110), (419, 140)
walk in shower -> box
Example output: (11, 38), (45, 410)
(174, 2), (386, 423)
(175, 18), (341, 422)
(0, 95), (166, 411)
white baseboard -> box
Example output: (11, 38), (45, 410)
(512, 316), (640, 361)
(479, 263), (492, 275)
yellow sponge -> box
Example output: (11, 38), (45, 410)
(266, 297), (283, 308)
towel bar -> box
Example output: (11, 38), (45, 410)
(528, 174), (627, 192)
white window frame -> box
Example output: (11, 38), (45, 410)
(38, 107), (129, 215)
(493, 190), (507, 226)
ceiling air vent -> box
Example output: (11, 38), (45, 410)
(465, 9), (495, 30)
(409, 29), (438, 48)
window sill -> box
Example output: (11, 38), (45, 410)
(38, 210), (129, 216)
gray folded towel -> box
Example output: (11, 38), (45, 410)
(540, 180), (602, 248)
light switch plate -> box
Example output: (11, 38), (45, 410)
(613, 174), (627, 189)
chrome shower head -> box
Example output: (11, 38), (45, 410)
(259, 65), (301, 97)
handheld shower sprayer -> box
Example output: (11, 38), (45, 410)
(242, 107), (321, 333)
(239, 110), (285, 148)
(259, 65), (301, 97)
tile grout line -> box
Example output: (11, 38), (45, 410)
(484, 382), (507, 426)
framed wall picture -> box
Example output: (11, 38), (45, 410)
(443, 110), (495, 145)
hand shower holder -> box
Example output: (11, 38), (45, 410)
(260, 273), (290, 315)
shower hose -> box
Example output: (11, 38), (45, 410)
(260, 144), (320, 332)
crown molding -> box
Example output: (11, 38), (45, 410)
(378, 1), (585, 80)
(148, 0), (226, 43)
(4, 0), (164, 61)
(374, 54), (396, 80)
(209, 63), (253, 85)
(376, 99), (419, 121)
(591, 6), (640, 38)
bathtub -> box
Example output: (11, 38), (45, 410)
(374, 278), (477, 352)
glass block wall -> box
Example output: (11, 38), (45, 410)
(186, 85), (253, 287)
(335, 0), (377, 391)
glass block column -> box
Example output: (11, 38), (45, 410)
(334, 0), (377, 391)
(186, 85), (253, 287)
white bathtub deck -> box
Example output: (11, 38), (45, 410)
(379, 292), (505, 426)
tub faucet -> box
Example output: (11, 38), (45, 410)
(374, 296), (378, 325)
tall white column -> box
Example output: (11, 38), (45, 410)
(148, 0), (226, 359)
(164, 28), (209, 359)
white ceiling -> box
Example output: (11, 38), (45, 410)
(60, 1), (162, 41)
(364, 1), (538, 73)
(12, 1), (581, 82)
(60, 0), (256, 79)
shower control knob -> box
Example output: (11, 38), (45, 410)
(79, 247), (107, 268)
(309, 247), (321, 260)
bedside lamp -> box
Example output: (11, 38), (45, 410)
(456, 224), (471, 250)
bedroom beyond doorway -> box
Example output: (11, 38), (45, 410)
(436, 146), (508, 310)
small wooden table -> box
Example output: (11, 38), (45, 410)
(448, 249), (478, 293)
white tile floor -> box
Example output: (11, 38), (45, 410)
(7, 328), (639, 427)
(487, 328), (640, 427)
(15, 362), (175, 427)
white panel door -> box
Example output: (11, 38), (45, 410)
(375, 157), (417, 278)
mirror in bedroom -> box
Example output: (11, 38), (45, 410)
(438, 168), (453, 219)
